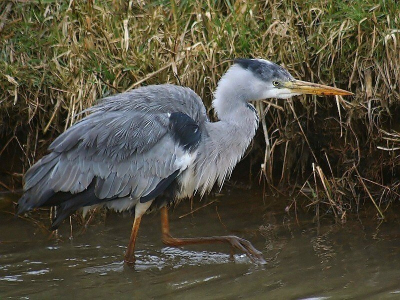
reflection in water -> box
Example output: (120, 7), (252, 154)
(1, 188), (400, 298)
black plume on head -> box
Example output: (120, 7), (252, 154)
(234, 58), (294, 82)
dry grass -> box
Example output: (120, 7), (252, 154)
(1, 0), (399, 222)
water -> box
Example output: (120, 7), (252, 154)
(1, 188), (400, 299)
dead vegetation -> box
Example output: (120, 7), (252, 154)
(1, 0), (399, 222)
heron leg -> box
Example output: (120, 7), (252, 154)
(160, 207), (266, 265)
(124, 201), (153, 265)
(124, 215), (142, 265)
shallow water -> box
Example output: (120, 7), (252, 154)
(1, 188), (400, 299)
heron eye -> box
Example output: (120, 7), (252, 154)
(272, 81), (279, 87)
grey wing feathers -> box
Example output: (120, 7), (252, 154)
(19, 84), (207, 213)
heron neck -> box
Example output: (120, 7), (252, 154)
(193, 102), (259, 195)
(209, 101), (259, 157)
(212, 80), (250, 121)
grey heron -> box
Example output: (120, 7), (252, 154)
(17, 58), (352, 264)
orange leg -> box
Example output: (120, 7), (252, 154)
(160, 207), (266, 264)
(124, 215), (142, 265)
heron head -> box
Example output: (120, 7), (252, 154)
(233, 58), (353, 100)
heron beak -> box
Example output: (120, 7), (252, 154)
(282, 80), (353, 96)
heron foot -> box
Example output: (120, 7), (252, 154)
(160, 207), (266, 265)
(124, 256), (136, 266)
(162, 233), (266, 265)
(223, 235), (267, 265)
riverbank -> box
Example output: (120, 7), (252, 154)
(1, 0), (399, 221)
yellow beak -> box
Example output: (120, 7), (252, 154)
(282, 80), (353, 96)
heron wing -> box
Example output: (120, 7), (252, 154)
(18, 85), (207, 217)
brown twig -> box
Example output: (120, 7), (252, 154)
(178, 199), (217, 219)
(0, 2), (12, 33)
